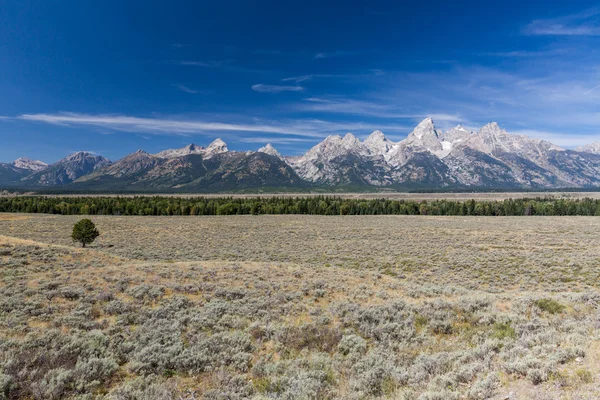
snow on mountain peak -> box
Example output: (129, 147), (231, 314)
(479, 122), (503, 135)
(203, 138), (228, 158)
(155, 143), (205, 159)
(365, 130), (394, 157)
(208, 138), (227, 150)
(576, 141), (600, 155)
(411, 117), (438, 138)
(155, 140), (227, 160)
(368, 130), (385, 138)
(405, 117), (442, 151)
(442, 125), (472, 144)
(258, 143), (283, 159)
(11, 157), (47, 172)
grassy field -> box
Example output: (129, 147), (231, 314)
(1, 213), (600, 399)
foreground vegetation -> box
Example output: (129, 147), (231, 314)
(1, 214), (600, 399)
(3, 195), (600, 216)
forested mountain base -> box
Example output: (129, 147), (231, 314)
(2, 195), (600, 216)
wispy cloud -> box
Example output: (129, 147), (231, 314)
(251, 84), (305, 93)
(295, 97), (467, 127)
(584, 83), (600, 95)
(299, 97), (404, 118)
(171, 84), (199, 94)
(19, 113), (325, 138)
(481, 49), (566, 58)
(281, 75), (321, 83)
(281, 70), (384, 83)
(177, 60), (234, 67)
(171, 43), (190, 49)
(17, 112), (417, 145)
(238, 137), (316, 145)
(314, 50), (357, 59)
(511, 129), (600, 148)
(525, 7), (600, 36)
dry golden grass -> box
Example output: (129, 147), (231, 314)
(1, 213), (600, 399)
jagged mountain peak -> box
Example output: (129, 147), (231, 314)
(576, 141), (600, 155)
(65, 151), (94, 160)
(413, 117), (435, 134)
(9, 118), (600, 190)
(409, 118), (438, 139)
(322, 134), (343, 143)
(155, 142), (210, 159)
(11, 157), (48, 172)
(365, 130), (390, 144)
(479, 122), (504, 135)
(451, 124), (468, 132)
(258, 143), (283, 159)
(207, 138), (227, 149)
(342, 133), (362, 148)
(442, 125), (472, 144)
(404, 117), (443, 152)
(365, 130), (394, 157)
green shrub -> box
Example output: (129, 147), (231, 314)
(491, 322), (516, 340)
(534, 299), (565, 314)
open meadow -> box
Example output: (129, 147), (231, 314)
(1, 213), (600, 399)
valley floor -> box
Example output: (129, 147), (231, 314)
(4, 190), (600, 201)
(1, 214), (600, 399)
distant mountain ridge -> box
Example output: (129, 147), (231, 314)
(2, 118), (600, 191)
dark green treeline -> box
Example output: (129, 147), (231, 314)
(1, 196), (600, 216)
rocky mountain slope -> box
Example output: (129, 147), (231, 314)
(74, 143), (304, 191)
(11, 157), (48, 172)
(286, 118), (600, 189)
(22, 152), (111, 186)
(3, 119), (600, 191)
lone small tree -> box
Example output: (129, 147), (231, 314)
(71, 219), (100, 248)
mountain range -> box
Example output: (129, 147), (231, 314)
(3, 118), (600, 192)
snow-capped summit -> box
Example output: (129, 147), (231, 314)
(364, 130), (395, 157)
(404, 117), (444, 153)
(205, 138), (228, 157)
(155, 143), (205, 159)
(575, 142), (600, 155)
(258, 143), (283, 159)
(11, 157), (47, 172)
(21, 151), (111, 186)
(287, 132), (383, 184)
(155, 140), (228, 160)
(468, 122), (562, 158)
(442, 125), (472, 144)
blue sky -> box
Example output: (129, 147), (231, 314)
(1, 0), (600, 162)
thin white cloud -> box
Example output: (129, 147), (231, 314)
(314, 50), (356, 59)
(296, 97), (468, 127)
(481, 49), (565, 58)
(17, 112), (415, 143)
(19, 113), (324, 138)
(171, 84), (198, 94)
(584, 84), (600, 95)
(178, 60), (233, 67)
(238, 137), (316, 145)
(282, 75), (316, 83)
(511, 129), (600, 148)
(281, 71), (382, 83)
(525, 7), (600, 36)
(251, 84), (305, 93)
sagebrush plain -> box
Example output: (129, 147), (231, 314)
(1, 213), (600, 399)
